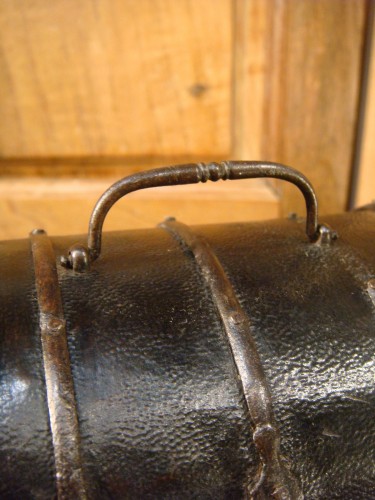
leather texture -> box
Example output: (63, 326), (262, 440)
(0, 209), (374, 499)
(0, 240), (56, 499)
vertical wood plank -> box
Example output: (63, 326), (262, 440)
(356, 12), (375, 207)
(263, 0), (366, 216)
(232, 0), (282, 217)
(233, 0), (270, 160)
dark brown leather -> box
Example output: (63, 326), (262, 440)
(0, 209), (374, 498)
(0, 239), (56, 499)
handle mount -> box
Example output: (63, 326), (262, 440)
(61, 161), (337, 272)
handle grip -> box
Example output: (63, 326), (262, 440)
(61, 161), (335, 272)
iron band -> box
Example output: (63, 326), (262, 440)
(30, 229), (87, 500)
(160, 219), (301, 499)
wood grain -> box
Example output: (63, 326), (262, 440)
(356, 13), (375, 207)
(0, 177), (278, 240)
(0, 0), (232, 158)
(0, 156), (227, 178)
(263, 0), (366, 216)
(233, 0), (270, 160)
(0, 0), (370, 239)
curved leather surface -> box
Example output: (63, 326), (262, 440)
(0, 240), (55, 499)
(196, 210), (375, 498)
(0, 209), (374, 498)
(55, 229), (257, 498)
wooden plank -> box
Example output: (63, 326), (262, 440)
(231, 0), (285, 224)
(0, 177), (278, 240)
(233, 0), (270, 160)
(0, 0), (232, 158)
(263, 0), (366, 216)
(0, 156), (228, 178)
(356, 13), (375, 207)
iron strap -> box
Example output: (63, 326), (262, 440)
(161, 219), (302, 499)
(30, 229), (87, 500)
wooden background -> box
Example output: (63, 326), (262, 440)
(0, 0), (374, 239)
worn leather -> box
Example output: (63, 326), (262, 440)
(0, 240), (55, 499)
(0, 209), (374, 498)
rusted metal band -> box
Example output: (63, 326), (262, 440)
(160, 220), (301, 499)
(30, 229), (87, 500)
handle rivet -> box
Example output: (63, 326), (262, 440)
(61, 244), (90, 273)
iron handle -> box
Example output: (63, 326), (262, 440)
(61, 161), (335, 272)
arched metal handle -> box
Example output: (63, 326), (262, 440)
(61, 161), (336, 272)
